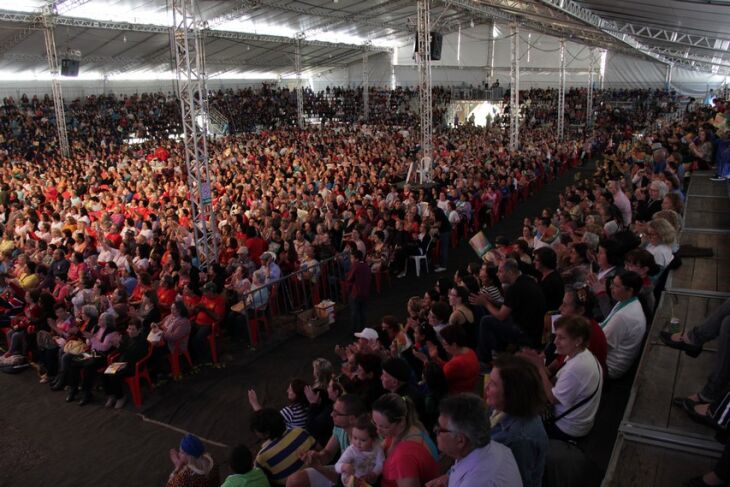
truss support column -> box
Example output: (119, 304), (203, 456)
(416, 0), (433, 184)
(509, 21), (519, 152)
(485, 19), (495, 83)
(587, 47), (595, 131)
(171, 0), (218, 272)
(665, 64), (673, 91)
(42, 9), (70, 158)
(599, 50), (606, 90)
(557, 38), (566, 142)
(295, 37), (304, 129)
(362, 50), (369, 122)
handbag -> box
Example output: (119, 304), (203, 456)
(543, 355), (601, 426)
(63, 339), (88, 355)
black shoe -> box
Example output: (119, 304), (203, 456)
(65, 389), (78, 403)
(659, 331), (702, 357)
(50, 381), (65, 391)
(78, 394), (93, 406)
(676, 398), (714, 427)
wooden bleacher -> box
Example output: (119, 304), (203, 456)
(604, 172), (729, 486)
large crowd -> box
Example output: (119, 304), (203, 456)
(0, 83), (728, 487)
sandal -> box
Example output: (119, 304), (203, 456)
(659, 331), (702, 357)
(676, 398), (714, 427)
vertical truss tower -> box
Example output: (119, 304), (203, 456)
(509, 21), (520, 152)
(587, 47), (596, 131)
(171, 0), (218, 271)
(42, 3), (70, 157)
(362, 50), (369, 122)
(557, 38), (566, 141)
(416, 0), (433, 184)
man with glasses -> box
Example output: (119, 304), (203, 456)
(427, 393), (522, 487)
(287, 394), (367, 487)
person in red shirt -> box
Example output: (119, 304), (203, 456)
(191, 282), (224, 363)
(433, 324), (480, 395)
(244, 227), (266, 267)
(346, 249), (371, 333)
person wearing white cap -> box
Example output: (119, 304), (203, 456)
(354, 328), (379, 343)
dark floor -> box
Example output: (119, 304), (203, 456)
(0, 160), (627, 486)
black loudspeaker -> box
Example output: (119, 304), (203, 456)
(61, 59), (80, 77)
(430, 31), (443, 61)
(414, 31), (444, 61)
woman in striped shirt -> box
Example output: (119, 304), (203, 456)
(248, 378), (311, 430)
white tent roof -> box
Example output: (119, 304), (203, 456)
(0, 0), (728, 79)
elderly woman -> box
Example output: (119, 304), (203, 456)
(371, 393), (439, 487)
(520, 315), (603, 441)
(644, 217), (676, 269)
(485, 355), (549, 487)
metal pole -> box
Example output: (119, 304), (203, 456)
(42, 5), (70, 158)
(485, 19), (495, 84)
(416, 0), (433, 184)
(295, 37), (304, 128)
(509, 21), (519, 152)
(665, 64), (673, 91)
(600, 49), (606, 90)
(587, 47), (595, 130)
(557, 38), (566, 141)
(362, 49), (369, 122)
(171, 0), (218, 271)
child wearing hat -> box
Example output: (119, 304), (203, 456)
(167, 433), (219, 487)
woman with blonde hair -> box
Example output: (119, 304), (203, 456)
(644, 218), (676, 268)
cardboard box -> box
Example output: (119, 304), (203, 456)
(296, 309), (330, 338)
(315, 300), (336, 324)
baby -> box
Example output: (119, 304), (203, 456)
(335, 415), (385, 487)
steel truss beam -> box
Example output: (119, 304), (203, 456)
(609, 22), (730, 56)
(171, 0), (218, 271)
(0, 9), (390, 53)
(509, 21), (519, 152)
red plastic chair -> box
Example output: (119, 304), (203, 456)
(168, 335), (193, 380)
(249, 306), (269, 347)
(124, 343), (155, 409)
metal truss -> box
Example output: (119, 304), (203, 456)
(294, 36), (304, 129)
(0, 8), (390, 53)
(416, 0), (433, 185)
(509, 21), (519, 152)
(608, 22), (730, 56)
(42, 6), (70, 158)
(362, 50), (369, 122)
(586, 47), (595, 130)
(557, 38), (565, 142)
(171, 0), (218, 271)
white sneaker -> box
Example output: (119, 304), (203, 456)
(710, 176), (726, 181)
(434, 266), (447, 272)
(105, 396), (116, 408)
(114, 397), (127, 409)
(396, 271), (406, 278)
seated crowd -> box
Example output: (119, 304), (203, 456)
(162, 94), (728, 487)
(0, 84), (727, 486)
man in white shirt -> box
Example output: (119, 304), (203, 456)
(602, 271), (647, 379)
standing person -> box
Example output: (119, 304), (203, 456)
(607, 180), (632, 227)
(372, 393), (440, 487)
(430, 200), (451, 273)
(346, 250), (371, 333)
(426, 394), (522, 487)
(166, 433), (219, 487)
